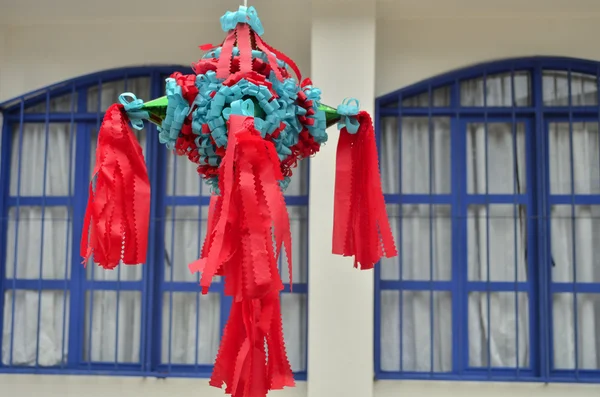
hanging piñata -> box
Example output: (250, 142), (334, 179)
(81, 5), (397, 397)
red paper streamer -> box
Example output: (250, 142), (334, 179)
(189, 115), (294, 397)
(80, 104), (150, 269)
(333, 111), (398, 269)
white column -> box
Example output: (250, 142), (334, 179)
(307, 1), (376, 397)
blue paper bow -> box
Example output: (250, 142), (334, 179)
(223, 98), (255, 119)
(337, 97), (360, 134)
(220, 6), (264, 36)
(118, 92), (148, 130)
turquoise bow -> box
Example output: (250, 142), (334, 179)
(337, 98), (360, 134)
(119, 92), (148, 130)
(220, 6), (264, 36)
(223, 98), (255, 119)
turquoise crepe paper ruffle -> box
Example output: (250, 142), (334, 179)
(159, 78), (191, 149)
(302, 84), (328, 143)
(119, 92), (148, 131)
(337, 97), (360, 134)
(220, 6), (264, 36)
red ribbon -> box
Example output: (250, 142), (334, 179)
(189, 115), (294, 397)
(333, 111), (398, 269)
(80, 104), (150, 269)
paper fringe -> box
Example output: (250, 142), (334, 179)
(81, 104), (150, 269)
(189, 115), (294, 397)
(333, 111), (398, 269)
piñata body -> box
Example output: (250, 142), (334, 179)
(80, 6), (396, 397)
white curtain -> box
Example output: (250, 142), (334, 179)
(379, 71), (600, 372)
(549, 121), (600, 370)
(2, 77), (307, 372)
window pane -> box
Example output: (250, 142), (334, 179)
(467, 122), (527, 194)
(461, 72), (531, 107)
(84, 290), (141, 363)
(10, 123), (76, 196)
(381, 204), (452, 281)
(381, 117), (399, 194)
(401, 117), (451, 194)
(468, 292), (529, 368)
(468, 205), (528, 282)
(166, 150), (203, 196)
(551, 205), (600, 283)
(6, 206), (72, 280)
(279, 206), (308, 284)
(549, 122), (600, 195)
(401, 86), (451, 107)
(553, 293), (600, 370)
(25, 91), (77, 113)
(163, 206), (208, 282)
(281, 293), (307, 372)
(380, 290), (452, 372)
(543, 71), (598, 106)
(161, 292), (220, 365)
(2, 290), (69, 366)
(87, 77), (151, 113)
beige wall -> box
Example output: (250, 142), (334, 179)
(2, 3), (600, 397)
(376, 16), (600, 97)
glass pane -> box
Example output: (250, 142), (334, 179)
(461, 72), (531, 107)
(401, 117), (451, 194)
(381, 117), (399, 194)
(164, 206), (207, 282)
(543, 71), (598, 106)
(380, 290), (452, 372)
(84, 290), (141, 363)
(548, 122), (600, 195)
(87, 77), (151, 113)
(10, 123), (76, 196)
(161, 292), (220, 365)
(401, 86), (451, 107)
(551, 205), (600, 283)
(468, 205), (528, 282)
(279, 206), (308, 284)
(6, 206), (72, 280)
(553, 293), (600, 370)
(468, 292), (530, 368)
(281, 293), (307, 372)
(166, 149), (203, 196)
(25, 90), (78, 113)
(2, 290), (69, 366)
(387, 204), (452, 281)
(467, 122), (527, 194)
(286, 158), (308, 196)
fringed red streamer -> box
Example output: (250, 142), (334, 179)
(332, 111), (398, 269)
(236, 23), (253, 75)
(217, 31), (237, 79)
(188, 115), (294, 397)
(81, 104), (150, 269)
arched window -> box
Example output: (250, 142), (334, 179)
(376, 57), (600, 382)
(0, 67), (308, 377)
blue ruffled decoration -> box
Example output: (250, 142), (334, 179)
(159, 78), (191, 149)
(118, 92), (148, 131)
(220, 6), (264, 36)
(302, 84), (328, 143)
(337, 98), (360, 134)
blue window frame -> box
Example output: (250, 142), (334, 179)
(375, 57), (600, 383)
(0, 66), (308, 378)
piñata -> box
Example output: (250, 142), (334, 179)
(81, 5), (397, 397)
